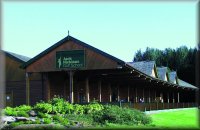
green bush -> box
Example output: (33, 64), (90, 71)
(4, 105), (30, 117)
(50, 96), (65, 114)
(15, 105), (32, 113)
(84, 102), (104, 114)
(43, 118), (52, 124)
(37, 112), (51, 118)
(48, 96), (74, 114)
(92, 105), (152, 125)
(4, 97), (151, 127)
(66, 114), (94, 127)
(34, 118), (41, 124)
(52, 114), (69, 126)
(17, 111), (29, 117)
(52, 114), (63, 122)
(10, 121), (25, 128)
(4, 107), (16, 116)
(73, 104), (84, 115)
(34, 101), (53, 113)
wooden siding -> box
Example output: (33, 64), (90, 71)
(5, 54), (41, 81)
(26, 41), (118, 72)
(6, 80), (42, 106)
(5, 55), (43, 107)
(5, 56), (25, 81)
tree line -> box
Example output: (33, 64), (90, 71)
(133, 46), (197, 85)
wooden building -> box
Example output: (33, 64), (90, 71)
(3, 51), (43, 107)
(5, 35), (198, 111)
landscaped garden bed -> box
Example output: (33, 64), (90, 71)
(1, 96), (152, 129)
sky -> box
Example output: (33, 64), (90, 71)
(2, 1), (198, 62)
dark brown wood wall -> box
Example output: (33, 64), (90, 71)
(6, 56), (25, 81)
(119, 85), (128, 101)
(26, 41), (118, 73)
(101, 81), (110, 102)
(89, 79), (99, 101)
(6, 80), (42, 106)
(5, 55), (43, 106)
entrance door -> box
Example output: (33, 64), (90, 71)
(6, 93), (13, 107)
(79, 92), (84, 103)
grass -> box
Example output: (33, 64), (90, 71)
(149, 108), (199, 128)
(98, 108), (199, 129)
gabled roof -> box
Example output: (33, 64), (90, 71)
(128, 61), (156, 77)
(157, 67), (168, 81)
(178, 79), (197, 89)
(168, 71), (177, 84)
(2, 50), (31, 63)
(22, 35), (125, 68)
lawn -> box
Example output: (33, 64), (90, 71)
(149, 108), (199, 128)
(100, 108), (199, 129)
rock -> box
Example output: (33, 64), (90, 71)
(15, 117), (29, 122)
(1, 116), (16, 124)
(29, 117), (37, 122)
(28, 110), (37, 117)
(13, 124), (65, 130)
(76, 122), (83, 127)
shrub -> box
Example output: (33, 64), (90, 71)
(15, 105), (32, 113)
(43, 118), (52, 124)
(50, 96), (66, 114)
(48, 96), (74, 114)
(52, 114), (63, 122)
(10, 121), (24, 128)
(73, 104), (84, 115)
(4, 107), (16, 116)
(52, 114), (69, 126)
(34, 101), (53, 113)
(84, 102), (104, 114)
(37, 112), (51, 118)
(34, 118), (41, 124)
(65, 114), (94, 127)
(4, 106), (30, 117)
(17, 111), (29, 117)
(92, 105), (152, 125)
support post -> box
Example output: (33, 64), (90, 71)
(178, 92), (180, 103)
(85, 77), (90, 103)
(173, 92), (175, 103)
(167, 93), (169, 103)
(149, 89), (151, 103)
(117, 85), (120, 102)
(26, 73), (30, 105)
(143, 88), (145, 102)
(69, 71), (74, 104)
(160, 93), (163, 103)
(98, 80), (102, 102)
(109, 84), (112, 102)
(43, 73), (50, 101)
(127, 86), (130, 102)
(135, 88), (137, 103)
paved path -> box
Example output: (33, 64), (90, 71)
(144, 107), (197, 115)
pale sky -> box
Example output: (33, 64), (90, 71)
(2, 1), (198, 62)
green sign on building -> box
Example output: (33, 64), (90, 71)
(56, 50), (85, 69)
